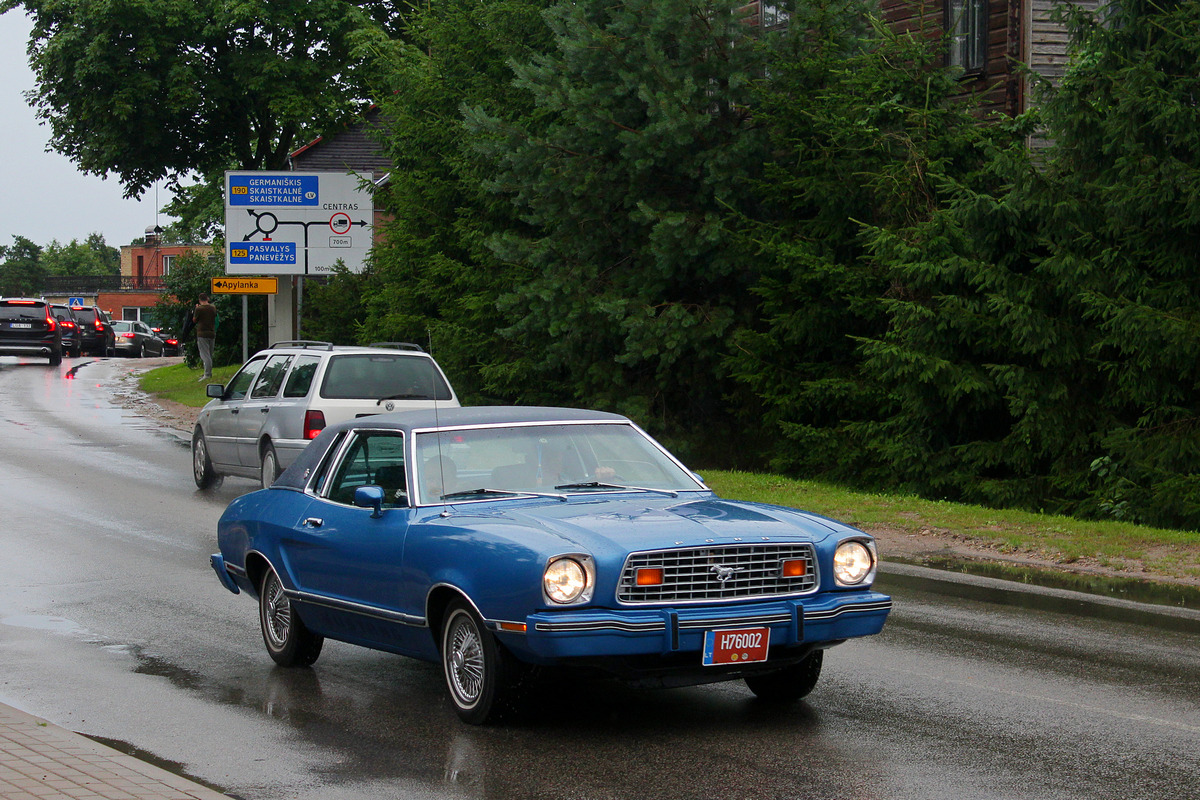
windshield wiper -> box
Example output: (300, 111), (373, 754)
(377, 393), (432, 404)
(440, 487), (568, 502)
(554, 481), (679, 498)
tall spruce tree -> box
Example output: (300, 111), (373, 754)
(352, 0), (553, 404)
(1036, 0), (1200, 526)
(861, 0), (1200, 527)
(733, 7), (1018, 485)
(469, 0), (770, 460)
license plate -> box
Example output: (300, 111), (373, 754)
(9, 323), (32, 329)
(702, 626), (770, 666)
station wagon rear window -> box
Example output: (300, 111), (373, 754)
(320, 354), (453, 401)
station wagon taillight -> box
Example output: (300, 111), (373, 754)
(44, 307), (56, 331)
(304, 410), (326, 440)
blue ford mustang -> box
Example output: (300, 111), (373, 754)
(211, 406), (892, 723)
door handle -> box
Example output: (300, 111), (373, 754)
(304, 518), (323, 528)
(260, 407), (270, 413)
(231, 409), (239, 414)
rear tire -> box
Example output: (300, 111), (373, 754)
(192, 429), (220, 489)
(260, 442), (279, 489)
(49, 349), (62, 366)
(744, 650), (823, 702)
(259, 569), (323, 667)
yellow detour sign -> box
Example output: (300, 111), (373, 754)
(211, 276), (279, 295)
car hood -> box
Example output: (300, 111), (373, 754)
(434, 494), (859, 558)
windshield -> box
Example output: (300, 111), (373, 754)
(412, 422), (702, 504)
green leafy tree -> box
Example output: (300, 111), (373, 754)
(40, 235), (120, 277)
(157, 250), (265, 370)
(4, 0), (381, 198)
(0, 236), (43, 295)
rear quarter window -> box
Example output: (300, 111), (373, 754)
(282, 355), (321, 398)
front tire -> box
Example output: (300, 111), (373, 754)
(259, 569), (323, 667)
(260, 442), (279, 489)
(441, 600), (526, 724)
(744, 650), (823, 702)
(192, 429), (220, 489)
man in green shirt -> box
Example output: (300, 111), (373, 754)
(193, 294), (217, 381)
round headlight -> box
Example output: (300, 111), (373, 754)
(833, 540), (874, 585)
(544, 558), (588, 604)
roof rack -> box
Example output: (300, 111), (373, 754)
(367, 342), (425, 352)
(271, 340), (334, 350)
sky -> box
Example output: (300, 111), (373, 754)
(0, 10), (173, 252)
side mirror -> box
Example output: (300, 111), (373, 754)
(206, 384), (225, 399)
(354, 485), (385, 518)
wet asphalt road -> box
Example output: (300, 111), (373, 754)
(0, 356), (1198, 800)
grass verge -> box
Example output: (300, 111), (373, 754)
(702, 470), (1200, 584)
(137, 362), (241, 407)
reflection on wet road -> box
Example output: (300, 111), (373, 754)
(0, 356), (1197, 799)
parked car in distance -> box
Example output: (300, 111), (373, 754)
(50, 304), (82, 358)
(71, 305), (115, 357)
(110, 320), (165, 358)
(152, 328), (180, 356)
(211, 406), (893, 724)
(0, 297), (63, 365)
(192, 341), (459, 491)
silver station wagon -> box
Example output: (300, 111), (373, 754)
(192, 341), (459, 489)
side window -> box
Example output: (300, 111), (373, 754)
(282, 355), (320, 398)
(325, 431), (408, 508)
(250, 355), (293, 400)
(225, 358), (266, 401)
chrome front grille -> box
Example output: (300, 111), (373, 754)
(617, 543), (818, 604)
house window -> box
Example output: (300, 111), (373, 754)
(162, 255), (176, 276)
(947, 0), (988, 74)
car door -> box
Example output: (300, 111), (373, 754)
(277, 430), (418, 647)
(204, 356), (266, 468)
(134, 321), (161, 355)
(236, 354), (293, 467)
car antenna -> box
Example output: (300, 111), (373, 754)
(430, 326), (450, 518)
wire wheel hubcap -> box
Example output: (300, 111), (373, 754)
(264, 577), (291, 648)
(447, 613), (485, 705)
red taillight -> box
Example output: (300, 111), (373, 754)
(165, 338), (178, 346)
(7, 300), (37, 305)
(120, 332), (136, 339)
(94, 317), (105, 331)
(304, 410), (326, 440)
(62, 320), (76, 329)
(44, 307), (56, 332)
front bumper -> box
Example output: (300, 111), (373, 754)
(518, 590), (891, 661)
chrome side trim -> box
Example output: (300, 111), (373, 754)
(286, 589), (426, 628)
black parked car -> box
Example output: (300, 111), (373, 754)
(0, 298), (63, 366)
(71, 305), (115, 356)
(50, 304), (82, 358)
(152, 328), (180, 357)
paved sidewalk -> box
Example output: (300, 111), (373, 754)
(0, 702), (231, 800)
